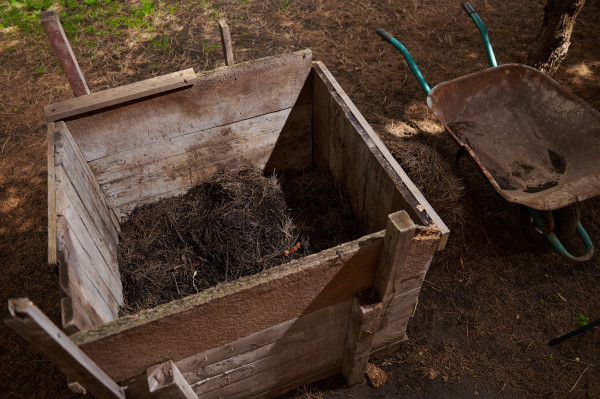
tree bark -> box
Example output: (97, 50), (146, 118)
(527, 0), (585, 77)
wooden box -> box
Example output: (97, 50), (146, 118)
(43, 50), (448, 398)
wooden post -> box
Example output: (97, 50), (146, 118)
(342, 297), (383, 385)
(4, 298), (125, 399)
(147, 360), (199, 399)
(374, 211), (416, 303)
(41, 11), (90, 97)
(218, 20), (234, 66)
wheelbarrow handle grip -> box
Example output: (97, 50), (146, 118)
(376, 28), (393, 42)
(462, 2), (475, 15)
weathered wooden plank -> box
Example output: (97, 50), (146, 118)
(72, 231), (384, 382)
(41, 11), (90, 97)
(57, 216), (119, 324)
(313, 62), (449, 248)
(4, 298), (125, 399)
(55, 122), (119, 241)
(396, 227), (441, 282)
(45, 69), (196, 122)
(254, 364), (340, 399)
(91, 106), (301, 185)
(65, 50), (312, 163)
(375, 211), (416, 302)
(205, 344), (343, 399)
(61, 296), (98, 335)
(146, 360), (198, 399)
(397, 272), (426, 294)
(194, 326), (346, 395)
(218, 20), (234, 66)
(372, 317), (409, 351)
(92, 104), (312, 216)
(56, 175), (123, 304)
(48, 122), (58, 265)
(382, 287), (420, 328)
(342, 297), (383, 385)
(311, 67), (330, 170)
(180, 299), (351, 385)
(104, 142), (275, 219)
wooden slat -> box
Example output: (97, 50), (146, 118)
(45, 69), (196, 122)
(47, 122), (58, 265)
(206, 344), (343, 399)
(180, 299), (351, 385)
(342, 297), (383, 385)
(41, 11), (90, 97)
(311, 68), (330, 170)
(372, 318), (409, 351)
(65, 50), (312, 163)
(194, 326), (346, 396)
(313, 61), (449, 248)
(61, 296), (98, 335)
(91, 104), (311, 217)
(146, 360), (198, 399)
(56, 178), (123, 305)
(55, 122), (119, 238)
(57, 217), (118, 325)
(254, 365), (340, 399)
(396, 227), (441, 282)
(218, 20), (234, 66)
(375, 211), (416, 302)
(4, 298), (125, 399)
(71, 231), (384, 382)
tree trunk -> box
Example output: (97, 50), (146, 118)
(527, 0), (585, 77)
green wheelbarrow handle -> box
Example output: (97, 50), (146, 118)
(529, 207), (595, 263)
(462, 2), (497, 68)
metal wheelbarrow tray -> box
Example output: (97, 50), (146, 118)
(428, 63), (600, 211)
(378, 2), (598, 261)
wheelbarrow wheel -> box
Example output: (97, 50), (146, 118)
(519, 205), (580, 250)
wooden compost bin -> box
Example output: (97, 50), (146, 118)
(41, 49), (448, 398)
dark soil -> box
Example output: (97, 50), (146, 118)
(1, 1), (599, 398)
(119, 167), (362, 314)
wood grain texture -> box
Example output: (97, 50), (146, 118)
(218, 20), (234, 66)
(146, 360), (198, 399)
(375, 211), (416, 302)
(47, 122), (58, 265)
(92, 103), (312, 218)
(342, 297), (383, 385)
(71, 231), (384, 382)
(4, 299), (125, 399)
(41, 11), (89, 97)
(179, 299), (351, 386)
(65, 50), (312, 163)
(53, 122), (121, 331)
(312, 61), (449, 248)
(44, 69), (195, 122)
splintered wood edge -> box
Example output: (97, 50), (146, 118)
(312, 61), (449, 249)
(70, 228), (382, 346)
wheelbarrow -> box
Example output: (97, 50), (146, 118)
(377, 2), (599, 262)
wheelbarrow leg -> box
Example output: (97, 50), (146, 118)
(528, 205), (594, 263)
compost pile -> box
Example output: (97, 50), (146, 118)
(118, 167), (362, 314)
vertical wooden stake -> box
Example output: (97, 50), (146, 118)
(4, 298), (125, 399)
(41, 11), (90, 97)
(218, 20), (234, 66)
(146, 360), (199, 399)
(342, 297), (383, 385)
(374, 211), (416, 303)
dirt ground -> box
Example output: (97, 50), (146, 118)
(1, 0), (599, 398)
